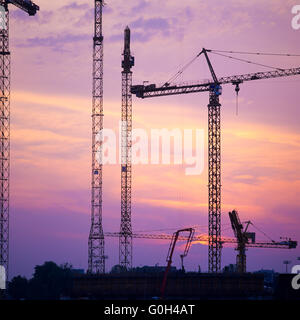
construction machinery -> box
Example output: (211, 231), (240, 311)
(160, 228), (194, 299)
(104, 229), (297, 272)
(180, 254), (185, 272)
(229, 210), (255, 273)
(0, 0), (39, 277)
(131, 48), (300, 272)
(106, 231), (297, 248)
(88, 0), (105, 274)
(120, 26), (134, 270)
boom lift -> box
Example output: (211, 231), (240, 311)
(160, 228), (194, 299)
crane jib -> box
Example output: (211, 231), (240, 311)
(104, 232), (297, 249)
(7, 0), (39, 16)
(131, 67), (300, 98)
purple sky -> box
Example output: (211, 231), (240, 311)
(6, 0), (300, 278)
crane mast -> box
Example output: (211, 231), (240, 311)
(120, 26), (134, 269)
(0, 0), (38, 277)
(131, 48), (300, 273)
(203, 49), (222, 273)
(88, 0), (105, 274)
(207, 90), (222, 272)
(0, 2), (10, 278)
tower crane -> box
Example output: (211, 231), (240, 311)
(228, 209), (298, 273)
(131, 48), (300, 273)
(105, 231), (297, 249)
(0, 0), (39, 277)
(104, 229), (297, 273)
(88, 0), (105, 274)
(119, 26), (134, 270)
(229, 210), (255, 273)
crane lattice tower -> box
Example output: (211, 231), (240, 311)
(0, 0), (39, 277)
(120, 26), (134, 269)
(88, 0), (105, 274)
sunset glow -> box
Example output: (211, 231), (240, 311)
(8, 0), (300, 278)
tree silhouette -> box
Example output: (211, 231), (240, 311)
(8, 261), (73, 300)
(8, 276), (28, 300)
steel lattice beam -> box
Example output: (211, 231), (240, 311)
(120, 27), (134, 269)
(88, 0), (105, 274)
(208, 91), (222, 273)
(0, 0), (38, 278)
(131, 67), (300, 99)
(7, 1), (39, 15)
(105, 232), (297, 249)
(0, 6), (10, 276)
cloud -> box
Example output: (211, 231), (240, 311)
(137, 198), (207, 211)
(10, 8), (53, 24)
(131, 17), (170, 31)
(132, 32), (152, 43)
(108, 31), (153, 43)
(60, 2), (90, 11)
(10, 10), (32, 20)
(107, 33), (123, 43)
(73, 7), (94, 27)
(103, 5), (113, 14)
(7, 0), (300, 276)
(16, 33), (89, 49)
(112, 17), (175, 43)
(185, 6), (193, 20)
(108, 17), (174, 43)
(131, 0), (150, 14)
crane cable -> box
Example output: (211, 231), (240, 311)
(208, 49), (300, 116)
(249, 223), (275, 243)
(164, 51), (202, 86)
(163, 48), (298, 116)
(209, 49), (300, 57)
(164, 48), (299, 86)
(165, 49), (300, 86)
(209, 51), (284, 71)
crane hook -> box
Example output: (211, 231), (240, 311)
(234, 83), (240, 116)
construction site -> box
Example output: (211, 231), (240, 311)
(0, 1), (300, 300)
